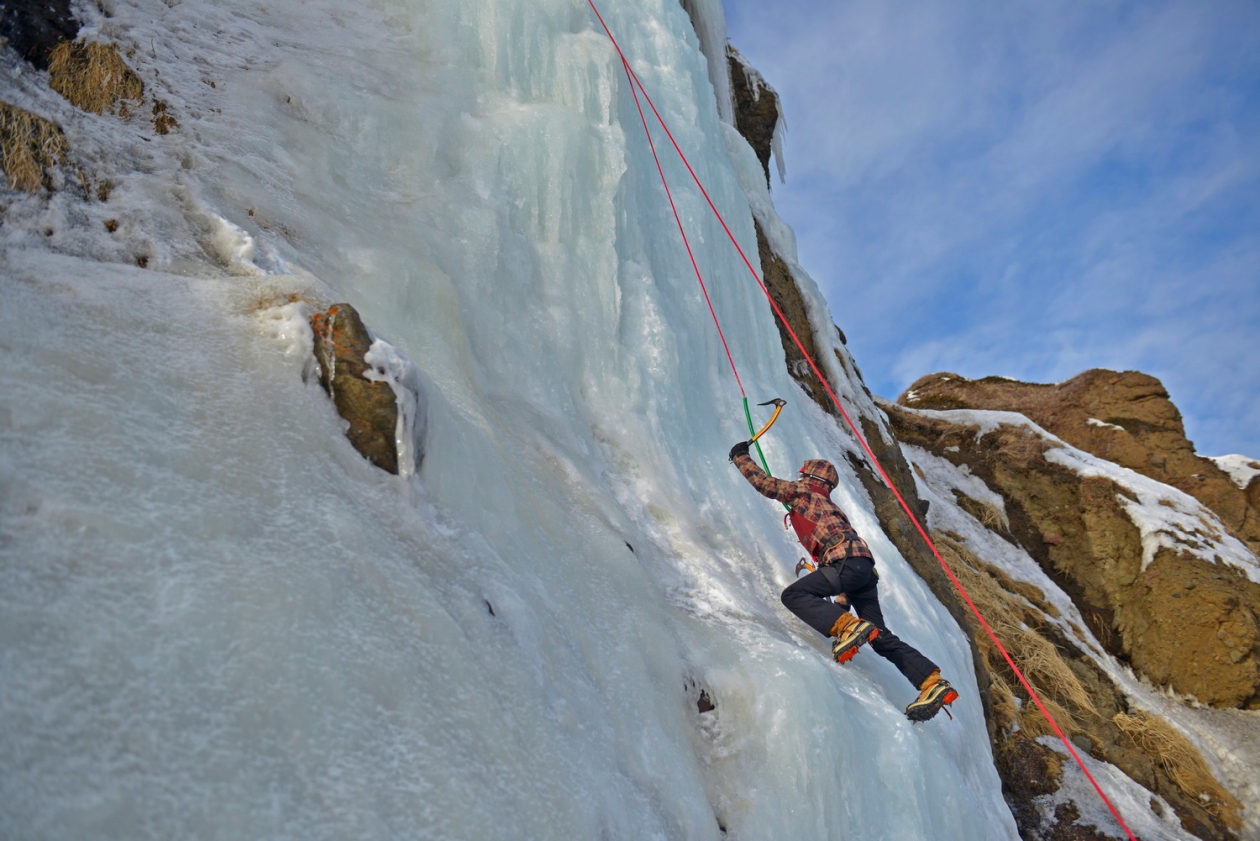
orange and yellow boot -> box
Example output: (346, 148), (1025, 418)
(829, 613), (879, 663)
(905, 669), (958, 722)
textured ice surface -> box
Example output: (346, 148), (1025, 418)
(0, 0), (1017, 839)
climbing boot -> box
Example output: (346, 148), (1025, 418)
(905, 670), (958, 722)
(830, 613), (879, 664)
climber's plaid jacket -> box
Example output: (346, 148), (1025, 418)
(733, 453), (873, 565)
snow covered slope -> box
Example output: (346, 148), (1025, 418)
(1, 0), (1015, 839)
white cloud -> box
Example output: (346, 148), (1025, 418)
(725, 0), (1260, 454)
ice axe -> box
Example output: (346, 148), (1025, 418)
(749, 398), (786, 443)
(740, 397), (786, 481)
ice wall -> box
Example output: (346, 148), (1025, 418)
(0, 0), (1016, 838)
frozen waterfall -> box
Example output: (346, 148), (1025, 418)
(0, 0), (1016, 838)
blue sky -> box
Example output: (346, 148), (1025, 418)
(723, 0), (1260, 457)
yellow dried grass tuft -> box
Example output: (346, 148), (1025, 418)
(933, 532), (1097, 734)
(151, 100), (178, 135)
(246, 282), (325, 314)
(1001, 619), (1097, 716)
(48, 40), (144, 116)
(1113, 711), (1242, 829)
(0, 101), (70, 193)
(1016, 693), (1081, 741)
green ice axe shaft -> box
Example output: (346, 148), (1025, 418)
(742, 397), (785, 476)
(749, 398), (786, 443)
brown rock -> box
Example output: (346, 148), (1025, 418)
(0, 0), (79, 70)
(885, 402), (1260, 710)
(755, 221), (827, 409)
(310, 303), (399, 474)
(997, 735), (1063, 834)
(728, 47), (781, 186)
(1041, 802), (1114, 841)
(898, 370), (1260, 556)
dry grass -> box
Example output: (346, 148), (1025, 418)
(246, 282), (325, 313)
(933, 532), (1096, 736)
(988, 564), (1058, 618)
(952, 488), (1009, 533)
(993, 426), (1050, 465)
(995, 617), (1097, 720)
(1113, 710), (1242, 829)
(977, 500), (1006, 530)
(933, 534), (1240, 830)
(1, 102), (69, 193)
(151, 100), (178, 135)
(1015, 692), (1083, 742)
(48, 40), (144, 116)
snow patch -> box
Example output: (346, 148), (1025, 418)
(905, 444), (1010, 533)
(908, 405), (1259, 582)
(206, 214), (262, 274)
(906, 407), (1055, 444)
(257, 300), (315, 361)
(1036, 737), (1198, 840)
(1044, 447), (1260, 582)
(1210, 454), (1260, 489)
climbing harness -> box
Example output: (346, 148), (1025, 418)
(585, 2), (1138, 837)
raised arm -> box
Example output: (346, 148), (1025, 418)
(730, 446), (802, 504)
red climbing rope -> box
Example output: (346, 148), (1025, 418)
(586, 3), (1138, 839)
(616, 51), (744, 398)
(614, 32), (774, 471)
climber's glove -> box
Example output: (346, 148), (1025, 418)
(728, 440), (750, 462)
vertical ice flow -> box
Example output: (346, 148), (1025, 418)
(0, 0), (1018, 839)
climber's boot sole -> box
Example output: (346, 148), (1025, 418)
(833, 622), (879, 664)
(905, 681), (959, 722)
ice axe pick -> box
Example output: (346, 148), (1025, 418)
(748, 398), (786, 443)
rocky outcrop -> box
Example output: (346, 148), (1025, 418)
(885, 401), (1260, 711)
(727, 47), (780, 186)
(900, 370), (1260, 556)
(886, 406), (1247, 838)
(0, 0), (79, 70)
(310, 303), (400, 474)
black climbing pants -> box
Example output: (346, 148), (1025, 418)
(781, 556), (938, 689)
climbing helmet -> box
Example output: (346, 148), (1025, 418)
(799, 458), (838, 489)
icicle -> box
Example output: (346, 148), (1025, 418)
(678, 0), (734, 124)
(771, 108), (787, 184)
(363, 339), (426, 480)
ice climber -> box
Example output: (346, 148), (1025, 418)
(729, 441), (958, 722)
